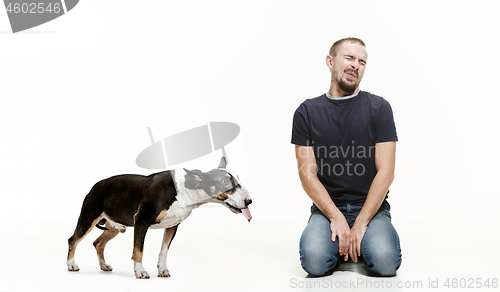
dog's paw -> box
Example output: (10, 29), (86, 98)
(158, 268), (171, 277)
(99, 263), (113, 272)
(134, 262), (150, 279)
(135, 270), (150, 279)
(98, 257), (113, 271)
(67, 258), (80, 272)
(67, 265), (80, 272)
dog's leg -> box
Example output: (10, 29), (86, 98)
(157, 225), (178, 277)
(67, 217), (100, 271)
(132, 221), (151, 279)
(93, 226), (119, 271)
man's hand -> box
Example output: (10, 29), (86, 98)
(349, 221), (368, 263)
(330, 216), (351, 261)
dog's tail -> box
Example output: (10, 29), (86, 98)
(95, 218), (109, 231)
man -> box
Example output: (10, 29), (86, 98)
(291, 37), (402, 277)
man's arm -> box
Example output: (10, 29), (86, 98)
(295, 145), (351, 260)
(349, 141), (396, 262)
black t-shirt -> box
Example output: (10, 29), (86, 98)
(291, 91), (398, 212)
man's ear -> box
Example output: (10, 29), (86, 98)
(218, 156), (227, 169)
(326, 54), (334, 69)
(183, 168), (203, 189)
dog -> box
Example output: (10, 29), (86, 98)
(67, 157), (252, 279)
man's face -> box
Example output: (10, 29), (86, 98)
(327, 42), (368, 95)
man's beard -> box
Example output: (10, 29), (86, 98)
(338, 78), (358, 95)
(337, 69), (359, 95)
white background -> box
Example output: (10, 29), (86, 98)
(1, 1), (499, 291)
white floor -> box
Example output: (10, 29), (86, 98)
(1, 198), (498, 292)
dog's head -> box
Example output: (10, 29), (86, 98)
(183, 157), (252, 222)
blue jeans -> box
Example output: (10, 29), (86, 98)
(299, 204), (402, 277)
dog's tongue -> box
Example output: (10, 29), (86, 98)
(241, 208), (252, 222)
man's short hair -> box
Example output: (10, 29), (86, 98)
(329, 37), (366, 57)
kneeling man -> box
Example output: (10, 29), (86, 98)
(292, 37), (402, 277)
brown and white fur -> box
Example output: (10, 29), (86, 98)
(67, 157), (252, 279)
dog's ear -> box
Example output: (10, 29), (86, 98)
(218, 156), (227, 169)
(183, 168), (203, 189)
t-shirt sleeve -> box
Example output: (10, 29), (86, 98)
(291, 103), (312, 146)
(374, 99), (398, 143)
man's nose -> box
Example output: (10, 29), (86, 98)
(350, 60), (360, 70)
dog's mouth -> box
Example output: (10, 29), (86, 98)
(225, 203), (252, 222)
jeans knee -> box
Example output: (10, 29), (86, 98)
(364, 250), (401, 277)
(300, 248), (337, 277)
(369, 263), (398, 277)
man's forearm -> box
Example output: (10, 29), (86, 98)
(296, 151), (352, 258)
(356, 141), (396, 226)
(355, 169), (394, 226)
(299, 173), (343, 221)
(295, 145), (343, 221)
